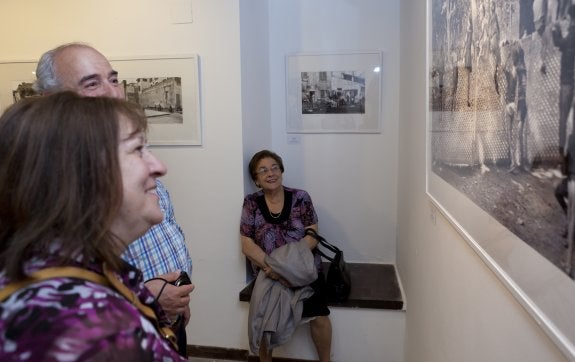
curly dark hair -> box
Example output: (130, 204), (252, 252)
(248, 149), (285, 182)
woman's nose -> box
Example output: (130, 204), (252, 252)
(144, 149), (167, 177)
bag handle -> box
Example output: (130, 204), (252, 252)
(305, 228), (341, 261)
(305, 228), (341, 252)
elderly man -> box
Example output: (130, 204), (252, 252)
(33, 42), (194, 356)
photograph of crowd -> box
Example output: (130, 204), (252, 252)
(300, 71), (366, 114)
(429, 0), (575, 278)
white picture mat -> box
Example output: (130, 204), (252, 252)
(110, 55), (201, 146)
(286, 52), (382, 133)
(427, 170), (575, 360)
(0, 54), (201, 146)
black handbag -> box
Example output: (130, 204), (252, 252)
(305, 229), (351, 302)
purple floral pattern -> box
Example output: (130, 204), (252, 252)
(240, 187), (320, 275)
(0, 254), (186, 362)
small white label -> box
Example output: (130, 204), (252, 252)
(287, 135), (301, 145)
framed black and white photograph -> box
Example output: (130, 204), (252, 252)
(110, 55), (201, 146)
(0, 61), (38, 111)
(286, 52), (382, 133)
(426, 0), (575, 359)
(0, 54), (202, 146)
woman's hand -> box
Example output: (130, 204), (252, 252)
(303, 224), (319, 249)
(263, 265), (291, 287)
(262, 265), (278, 279)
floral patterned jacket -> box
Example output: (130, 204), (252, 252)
(0, 250), (186, 362)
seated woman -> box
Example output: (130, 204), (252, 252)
(0, 92), (187, 361)
(240, 150), (332, 362)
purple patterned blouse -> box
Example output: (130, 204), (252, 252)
(240, 186), (321, 276)
(0, 250), (186, 362)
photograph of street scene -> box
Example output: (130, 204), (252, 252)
(429, 0), (575, 278)
(121, 77), (182, 124)
(9, 76), (183, 126)
(12, 81), (37, 103)
(300, 71), (365, 114)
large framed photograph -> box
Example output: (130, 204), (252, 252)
(0, 54), (201, 146)
(286, 52), (382, 133)
(427, 0), (575, 359)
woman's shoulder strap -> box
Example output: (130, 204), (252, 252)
(0, 266), (109, 302)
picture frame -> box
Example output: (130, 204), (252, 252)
(426, 0), (575, 359)
(0, 54), (202, 146)
(0, 61), (37, 110)
(285, 51), (382, 133)
(110, 54), (201, 146)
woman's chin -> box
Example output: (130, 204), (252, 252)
(150, 209), (165, 225)
(127, 216), (164, 241)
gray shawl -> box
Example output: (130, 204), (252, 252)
(248, 240), (318, 353)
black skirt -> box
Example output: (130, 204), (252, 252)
(302, 271), (330, 318)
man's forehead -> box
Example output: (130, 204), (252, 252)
(57, 45), (103, 61)
(56, 47), (113, 72)
(54, 46), (117, 84)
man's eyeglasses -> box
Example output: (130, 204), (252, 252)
(256, 164), (281, 175)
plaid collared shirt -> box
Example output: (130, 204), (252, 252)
(122, 179), (192, 281)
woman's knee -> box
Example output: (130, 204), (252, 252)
(311, 316), (331, 330)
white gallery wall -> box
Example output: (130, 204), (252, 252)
(398, 0), (569, 361)
(0, 0), (403, 360)
(0, 0), (568, 360)
(264, 1), (400, 266)
(241, 1), (405, 360)
(0, 0), (250, 352)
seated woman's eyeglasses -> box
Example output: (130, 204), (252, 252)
(256, 164), (281, 175)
